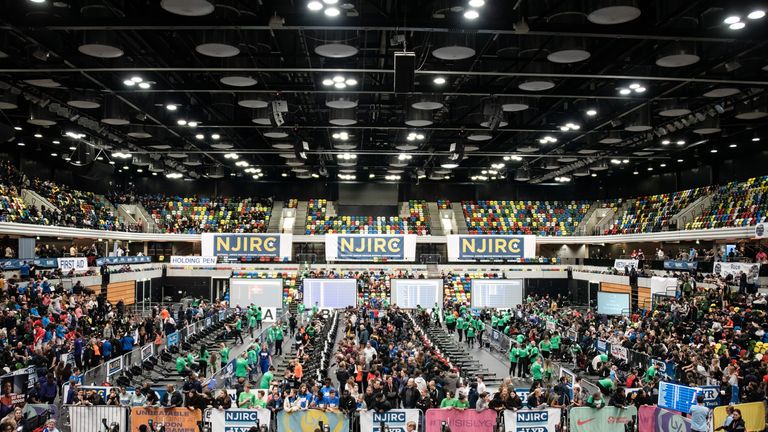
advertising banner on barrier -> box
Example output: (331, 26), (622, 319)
(96, 256), (151, 265)
(569, 406), (637, 432)
(504, 408), (561, 432)
(610, 344), (628, 361)
(70, 405), (129, 432)
(447, 235), (536, 261)
(170, 256), (218, 266)
(208, 408), (271, 432)
(167, 331), (180, 347)
(425, 408), (497, 432)
(106, 356), (123, 377)
(202, 233), (293, 260)
(58, 257), (89, 272)
(131, 407), (202, 432)
(714, 401), (766, 432)
(277, 410), (348, 432)
(360, 409), (420, 432)
(0, 369), (31, 408)
(140, 344), (153, 361)
(613, 259), (639, 271)
(0, 258), (58, 270)
(638, 405), (691, 432)
(714, 261), (761, 284)
(324, 234), (417, 261)
(664, 260), (698, 271)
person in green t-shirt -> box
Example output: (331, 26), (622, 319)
(219, 343), (230, 368)
(255, 307), (263, 329)
(266, 326), (275, 351)
(233, 316), (244, 344)
(466, 321), (476, 348)
(476, 318), (486, 348)
(311, 302), (319, 318)
(234, 353), (250, 380)
(518, 344), (530, 378)
(439, 391), (457, 408)
(550, 332), (561, 359)
(597, 377), (614, 396)
(274, 322), (285, 356)
(508, 344), (519, 377)
(444, 312), (456, 334)
(539, 336), (551, 359)
(238, 383), (256, 408)
(491, 314), (499, 330)
(454, 394), (469, 409)
(248, 314), (257, 338)
(456, 316), (465, 342)
(198, 347), (210, 378)
(644, 363), (660, 383)
(247, 346), (259, 382)
(297, 303), (306, 317)
(516, 334), (525, 345)
(528, 342), (540, 362)
(175, 355), (188, 375)
(254, 390), (267, 408)
(530, 357), (544, 385)
(259, 366), (274, 389)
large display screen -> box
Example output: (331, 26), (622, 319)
(470, 279), (524, 308)
(230, 278), (283, 309)
(303, 279), (357, 309)
(391, 279), (443, 309)
(597, 292), (630, 315)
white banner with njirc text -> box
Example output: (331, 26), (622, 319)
(504, 408), (562, 432)
(360, 409), (420, 432)
(206, 408), (271, 432)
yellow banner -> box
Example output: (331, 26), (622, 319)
(713, 402), (766, 432)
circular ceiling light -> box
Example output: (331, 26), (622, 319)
(334, 142), (357, 150)
(411, 99), (444, 110)
(748, 10), (766, 19)
(432, 45), (476, 61)
(308, 1), (323, 11)
(502, 102), (529, 112)
(67, 97), (101, 109)
(658, 107), (691, 117)
(315, 43), (358, 58)
(703, 88), (740, 98)
(547, 49), (591, 64)
(209, 142), (234, 149)
(463, 10), (479, 20)
(587, 5), (641, 25)
(160, 0), (214, 16)
(263, 130), (289, 139)
(326, 96), (358, 109)
(220, 76), (258, 87)
(518, 79), (555, 91)
(324, 7), (340, 16)
(195, 43), (240, 58)
(464, 145), (480, 152)
(729, 22), (746, 30)
(23, 79), (61, 88)
(0, 95), (18, 110)
(467, 133), (492, 142)
(127, 125), (152, 139)
(78, 43), (123, 58)
(395, 144), (419, 151)
(517, 144), (539, 153)
(656, 53), (700, 68)
(480, 120), (508, 128)
(271, 143), (294, 150)
(237, 97), (268, 109)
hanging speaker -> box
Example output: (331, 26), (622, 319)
(394, 52), (416, 94)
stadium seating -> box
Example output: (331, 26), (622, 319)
(687, 175), (768, 229)
(461, 200), (589, 235)
(442, 271), (506, 305)
(31, 179), (125, 231)
(437, 199), (452, 209)
(141, 195), (272, 234)
(231, 271), (300, 304)
(604, 187), (710, 234)
(0, 184), (42, 224)
(304, 199), (430, 235)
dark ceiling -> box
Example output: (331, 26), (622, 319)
(0, 0), (767, 185)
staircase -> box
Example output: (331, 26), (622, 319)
(578, 202), (616, 236)
(670, 192), (715, 231)
(292, 201), (309, 234)
(121, 203), (159, 233)
(267, 201), (284, 233)
(451, 202), (469, 234)
(413, 313), (501, 386)
(595, 200), (632, 235)
(21, 189), (58, 213)
(426, 202), (444, 236)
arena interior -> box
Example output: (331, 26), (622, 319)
(1, 1), (768, 432)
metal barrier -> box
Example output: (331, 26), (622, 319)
(79, 308), (234, 386)
(66, 405), (129, 432)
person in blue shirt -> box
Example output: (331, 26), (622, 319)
(19, 262), (29, 280)
(689, 395), (710, 432)
(102, 339), (113, 360)
(55, 324), (66, 340)
(73, 334), (84, 369)
(120, 333), (134, 352)
(322, 389), (340, 411)
(258, 343), (271, 375)
(320, 378), (335, 398)
(69, 368), (83, 385)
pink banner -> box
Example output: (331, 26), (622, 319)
(425, 408), (498, 432)
(638, 405), (692, 432)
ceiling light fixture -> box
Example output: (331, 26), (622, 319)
(724, 16), (741, 24)
(433, 77), (446, 85)
(748, 10), (765, 19)
(586, 109), (597, 116)
(123, 79), (135, 86)
(661, 139), (671, 145)
(730, 143), (738, 148)
(224, 153), (239, 159)
(324, 7), (340, 17)
(677, 140), (686, 145)
(166, 104), (178, 111)
(211, 133), (221, 140)
(138, 82), (151, 89)
(307, 1), (323, 10)
(195, 134), (204, 140)
(753, 137), (761, 142)
(730, 22), (746, 29)
(468, 0), (485, 6)
(464, 10), (479, 20)
(619, 88), (632, 95)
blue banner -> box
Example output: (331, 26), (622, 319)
(664, 260), (698, 271)
(596, 340), (607, 353)
(449, 235), (535, 260)
(650, 358), (677, 381)
(209, 234), (281, 257)
(699, 385), (721, 409)
(96, 256), (151, 266)
(277, 409), (349, 432)
(166, 331), (180, 347)
(0, 258), (58, 270)
(336, 235), (405, 260)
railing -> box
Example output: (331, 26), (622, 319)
(78, 308), (234, 386)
